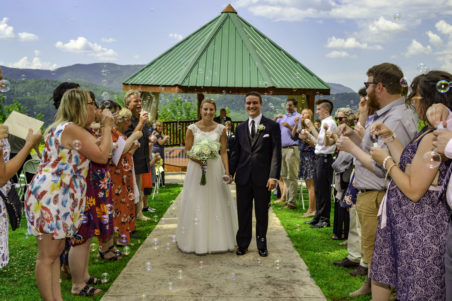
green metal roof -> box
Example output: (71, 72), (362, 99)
(123, 5), (329, 94)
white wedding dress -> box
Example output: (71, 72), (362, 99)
(176, 123), (238, 254)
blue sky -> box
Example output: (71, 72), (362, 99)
(1, 0), (452, 91)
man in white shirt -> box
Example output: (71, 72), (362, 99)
(305, 99), (337, 228)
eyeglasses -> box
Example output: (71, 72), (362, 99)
(364, 82), (377, 88)
(87, 101), (99, 108)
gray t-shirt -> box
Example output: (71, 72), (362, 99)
(354, 97), (418, 190)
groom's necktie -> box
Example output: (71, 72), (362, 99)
(251, 120), (256, 138)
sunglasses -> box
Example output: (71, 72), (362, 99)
(336, 117), (346, 121)
(364, 82), (377, 88)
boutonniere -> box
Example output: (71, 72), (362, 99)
(258, 124), (266, 132)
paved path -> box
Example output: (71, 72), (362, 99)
(102, 174), (326, 301)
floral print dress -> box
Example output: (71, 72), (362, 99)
(0, 138), (11, 268)
(71, 129), (113, 245)
(109, 129), (136, 245)
(25, 122), (90, 239)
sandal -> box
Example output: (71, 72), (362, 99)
(73, 285), (102, 296)
(98, 246), (122, 261)
(86, 276), (106, 285)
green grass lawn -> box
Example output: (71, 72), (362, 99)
(271, 190), (371, 301)
(0, 184), (182, 301)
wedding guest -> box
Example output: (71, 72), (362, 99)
(68, 94), (119, 296)
(152, 120), (169, 188)
(292, 108), (316, 217)
(124, 90), (151, 221)
(305, 99), (337, 228)
(0, 125), (42, 269)
(24, 89), (113, 299)
(214, 108), (232, 125)
(274, 98), (301, 210)
(336, 63), (418, 297)
(108, 105), (142, 246)
(225, 120), (235, 162)
(369, 70), (452, 301)
(331, 108), (355, 240)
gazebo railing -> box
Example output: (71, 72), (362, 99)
(162, 120), (243, 147)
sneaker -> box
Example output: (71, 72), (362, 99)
(142, 207), (156, 213)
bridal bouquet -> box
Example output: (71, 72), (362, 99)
(188, 138), (220, 185)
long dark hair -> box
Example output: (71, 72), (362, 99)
(408, 70), (452, 123)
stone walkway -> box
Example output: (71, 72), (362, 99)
(102, 173), (326, 301)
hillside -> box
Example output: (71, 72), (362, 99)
(0, 63), (360, 124)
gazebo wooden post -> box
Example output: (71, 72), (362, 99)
(149, 92), (160, 123)
(197, 93), (205, 120)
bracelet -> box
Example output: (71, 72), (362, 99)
(382, 156), (392, 169)
(385, 162), (397, 183)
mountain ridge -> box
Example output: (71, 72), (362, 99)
(0, 63), (356, 94)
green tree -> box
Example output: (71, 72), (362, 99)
(158, 97), (197, 121)
(0, 94), (28, 123)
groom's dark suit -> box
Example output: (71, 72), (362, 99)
(229, 115), (281, 251)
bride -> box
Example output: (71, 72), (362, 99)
(176, 98), (238, 254)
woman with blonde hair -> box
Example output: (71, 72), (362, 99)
(24, 89), (113, 299)
(152, 120), (169, 187)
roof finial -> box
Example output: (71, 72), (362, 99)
(222, 4), (237, 14)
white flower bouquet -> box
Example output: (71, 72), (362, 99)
(188, 138), (220, 185)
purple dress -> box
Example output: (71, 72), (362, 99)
(370, 128), (451, 301)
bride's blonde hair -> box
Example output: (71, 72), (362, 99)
(200, 98), (216, 111)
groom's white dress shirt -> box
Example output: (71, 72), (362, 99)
(248, 114), (262, 134)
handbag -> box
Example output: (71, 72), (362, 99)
(141, 172), (153, 189)
(0, 184), (22, 231)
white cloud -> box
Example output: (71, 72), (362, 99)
(248, 5), (316, 21)
(169, 33), (183, 41)
(405, 39), (432, 56)
(326, 36), (381, 50)
(101, 37), (116, 43)
(436, 20), (452, 36)
(55, 37), (118, 60)
(18, 32), (38, 41)
(326, 50), (349, 58)
(8, 56), (57, 70)
(368, 16), (404, 34)
(427, 30), (442, 47)
(0, 17), (15, 39)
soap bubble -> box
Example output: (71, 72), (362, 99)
(168, 281), (173, 291)
(145, 261), (152, 271)
(231, 272), (236, 280)
(177, 270), (183, 279)
(400, 77), (408, 88)
(101, 272), (109, 283)
(393, 11), (401, 20)
(199, 260), (204, 269)
(101, 92), (109, 101)
(417, 63), (430, 74)
(436, 80), (450, 93)
(90, 243), (97, 252)
(274, 259), (281, 270)
(123, 246), (130, 255)
(72, 140), (82, 151)
(119, 234), (128, 244)
(0, 80), (11, 93)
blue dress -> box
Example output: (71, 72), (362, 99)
(370, 128), (451, 301)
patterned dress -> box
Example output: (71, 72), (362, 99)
(71, 129), (113, 245)
(109, 129), (136, 245)
(298, 139), (315, 180)
(370, 128), (451, 301)
(25, 122), (90, 239)
(0, 139), (11, 268)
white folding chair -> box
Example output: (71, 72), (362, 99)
(298, 179), (306, 210)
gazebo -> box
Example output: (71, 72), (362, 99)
(123, 4), (330, 121)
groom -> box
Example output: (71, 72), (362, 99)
(229, 92), (282, 257)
